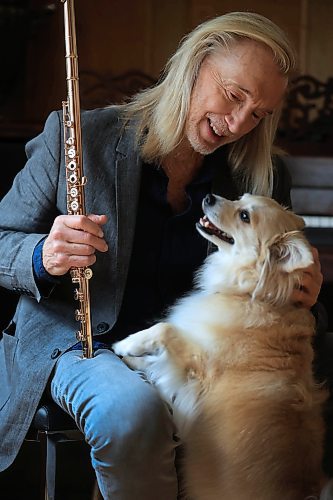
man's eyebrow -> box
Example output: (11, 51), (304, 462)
(233, 82), (254, 97)
(237, 85), (251, 95)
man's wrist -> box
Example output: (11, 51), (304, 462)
(33, 237), (60, 284)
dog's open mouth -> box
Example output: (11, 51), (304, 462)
(197, 216), (235, 244)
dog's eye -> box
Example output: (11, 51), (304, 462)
(239, 210), (250, 223)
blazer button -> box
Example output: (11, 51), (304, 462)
(97, 322), (109, 333)
(51, 348), (61, 359)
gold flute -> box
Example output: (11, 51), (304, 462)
(61, 0), (93, 358)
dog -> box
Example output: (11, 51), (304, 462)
(113, 193), (327, 500)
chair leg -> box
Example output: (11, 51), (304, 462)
(36, 428), (87, 499)
(38, 432), (47, 500)
(45, 434), (58, 500)
(37, 431), (59, 500)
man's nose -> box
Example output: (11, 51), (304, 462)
(225, 108), (251, 136)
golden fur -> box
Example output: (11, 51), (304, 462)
(113, 193), (327, 500)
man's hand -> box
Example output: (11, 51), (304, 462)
(292, 247), (323, 309)
(43, 214), (108, 276)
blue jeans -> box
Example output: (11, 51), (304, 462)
(50, 349), (178, 499)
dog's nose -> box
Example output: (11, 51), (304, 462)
(204, 194), (216, 206)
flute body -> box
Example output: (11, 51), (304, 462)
(61, 0), (93, 359)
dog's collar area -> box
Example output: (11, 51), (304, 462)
(198, 216), (235, 244)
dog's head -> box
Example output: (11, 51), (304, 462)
(196, 193), (314, 306)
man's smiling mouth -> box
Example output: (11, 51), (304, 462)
(207, 117), (232, 141)
(208, 117), (223, 137)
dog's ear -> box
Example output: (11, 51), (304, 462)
(268, 231), (313, 272)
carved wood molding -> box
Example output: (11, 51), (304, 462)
(80, 70), (156, 109)
(1, 70), (332, 154)
(277, 74), (333, 153)
(79, 70), (333, 156)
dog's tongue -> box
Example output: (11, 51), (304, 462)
(200, 215), (216, 230)
(199, 216), (235, 244)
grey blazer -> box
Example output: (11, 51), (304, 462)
(0, 107), (145, 470)
(0, 107), (292, 471)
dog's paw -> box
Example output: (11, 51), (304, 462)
(113, 323), (173, 358)
(113, 332), (159, 357)
(113, 336), (141, 357)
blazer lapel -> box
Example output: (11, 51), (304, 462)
(114, 124), (142, 313)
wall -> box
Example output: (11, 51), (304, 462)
(2, 0), (333, 133)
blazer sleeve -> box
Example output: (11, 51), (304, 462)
(0, 111), (63, 301)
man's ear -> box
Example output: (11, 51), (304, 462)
(268, 231), (314, 273)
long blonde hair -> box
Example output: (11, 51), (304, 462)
(123, 12), (297, 195)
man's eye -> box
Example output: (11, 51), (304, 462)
(239, 210), (250, 223)
(228, 92), (241, 101)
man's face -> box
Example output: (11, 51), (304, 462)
(185, 40), (288, 155)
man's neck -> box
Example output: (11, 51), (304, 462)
(161, 140), (204, 213)
(161, 140), (204, 184)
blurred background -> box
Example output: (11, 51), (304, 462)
(1, 0), (332, 132)
(0, 0), (333, 498)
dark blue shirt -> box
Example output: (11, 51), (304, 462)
(107, 159), (216, 343)
(33, 155), (221, 349)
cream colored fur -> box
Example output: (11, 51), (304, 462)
(113, 193), (327, 500)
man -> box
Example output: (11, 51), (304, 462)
(0, 11), (324, 499)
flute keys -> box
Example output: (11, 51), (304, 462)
(84, 268), (93, 279)
(70, 200), (79, 212)
(74, 289), (83, 301)
(70, 267), (93, 282)
(68, 147), (76, 159)
(76, 330), (84, 342)
(68, 173), (77, 184)
(75, 309), (84, 322)
(70, 268), (80, 282)
(67, 160), (77, 170)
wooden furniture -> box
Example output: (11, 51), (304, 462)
(283, 155), (333, 283)
(277, 75), (333, 330)
(277, 74), (333, 156)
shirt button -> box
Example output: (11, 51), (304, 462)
(51, 348), (61, 359)
(97, 322), (109, 333)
